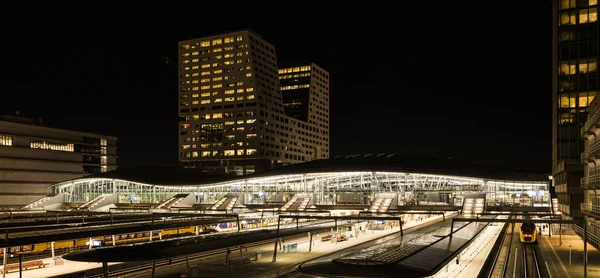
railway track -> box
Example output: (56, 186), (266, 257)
(522, 243), (541, 278)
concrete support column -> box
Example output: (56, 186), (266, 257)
(51, 242), (55, 259)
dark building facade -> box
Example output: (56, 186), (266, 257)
(552, 0), (599, 221)
(0, 114), (117, 208)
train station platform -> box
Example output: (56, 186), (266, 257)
(537, 226), (600, 278)
(7, 214), (450, 278)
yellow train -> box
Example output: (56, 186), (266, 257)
(519, 222), (537, 243)
(4, 226), (200, 254)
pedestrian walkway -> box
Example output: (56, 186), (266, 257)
(432, 223), (504, 278)
(4, 259), (120, 278)
(537, 226), (600, 278)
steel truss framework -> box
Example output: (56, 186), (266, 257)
(51, 172), (549, 207)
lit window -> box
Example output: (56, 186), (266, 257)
(236, 81), (244, 86)
(246, 134), (256, 140)
(212, 39), (223, 45)
(236, 36), (243, 41)
(246, 149), (257, 155)
(0, 135), (12, 146)
(192, 100), (199, 105)
(191, 65), (199, 70)
(200, 41), (210, 47)
(192, 72), (199, 77)
(182, 53), (190, 57)
(213, 69), (223, 74)
(561, 0), (576, 9)
(212, 92), (219, 96)
(213, 48), (222, 53)
(225, 46), (234, 51)
(193, 115), (200, 120)
(245, 66), (251, 70)
(214, 98), (223, 103)
(224, 53), (234, 58)
(181, 44), (191, 49)
(579, 92), (597, 107)
(224, 60), (234, 65)
(204, 113), (211, 119)
(560, 12), (577, 25)
(237, 96), (244, 100)
(192, 58), (199, 63)
(245, 73), (252, 77)
(212, 63), (221, 67)
(580, 7), (598, 23)
(236, 149), (245, 155)
(213, 113), (223, 119)
(281, 84), (310, 90)
(192, 51), (199, 55)
(236, 59), (243, 64)
(201, 99), (211, 104)
(201, 85), (210, 90)
(236, 52), (243, 57)
(213, 77), (223, 81)
(224, 37), (235, 43)
(247, 95), (255, 99)
(30, 139), (74, 152)
(201, 64), (210, 68)
(591, 0), (598, 5)
(225, 135), (235, 140)
(213, 84), (222, 89)
(225, 97), (235, 102)
(236, 120), (244, 124)
(236, 88), (244, 93)
(225, 121), (235, 125)
(183, 60), (190, 64)
(224, 150), (234, 156)
(579, 58), (597, 73)
(559, 95), (578, 108)
(192, 87), (199, 91)
(201, 151), (211, 157)
(201, 92), (211, 97)
(560, 61), (576, 75)
(236, 127), (245, 132)
(246, 87), (254, 92)
(225, 89), (235, 95)
(201, 71), (210, 76)
(246, 119), (256, 124)
(201, 78), (210, 83)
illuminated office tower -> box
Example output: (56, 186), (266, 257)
(552, 0), (599, 221)
(279, 62), (330, 160)
(178, 30), (330, 175)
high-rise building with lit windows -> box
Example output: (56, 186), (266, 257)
(279, 62), (330, 151)
(552, 0), (599, 222)
(0, 113), (117, 208)
(178, 30), (330, 175)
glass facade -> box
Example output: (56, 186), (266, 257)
(52, 171), (549, 209)
(555, 0), (599, 163)
(553, 0), (600, 221)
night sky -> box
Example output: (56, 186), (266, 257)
(0, 4), (551, 172)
